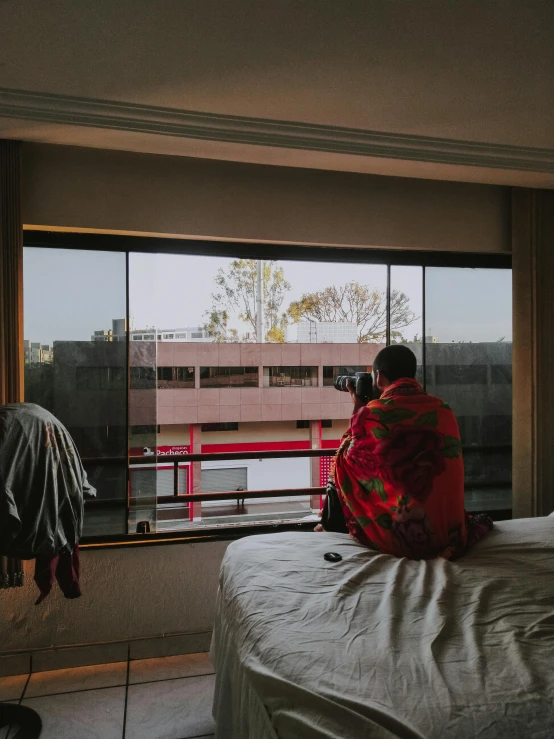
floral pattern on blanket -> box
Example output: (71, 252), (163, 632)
(330, 378), (492, 559)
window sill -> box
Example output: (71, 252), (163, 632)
(80, 519), (317, 549)
(79, 507), (512, 550)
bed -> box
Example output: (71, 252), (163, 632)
(211, 517), (554, 739)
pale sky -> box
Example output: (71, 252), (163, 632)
(24, 248), (511, 345)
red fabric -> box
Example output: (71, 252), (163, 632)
(331, 378), (492, 559)
(34, 543), (81, 605)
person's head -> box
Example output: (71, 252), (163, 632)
(373, 345), (417, 393)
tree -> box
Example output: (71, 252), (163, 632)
(202, 309), (240, 342)
(203, 260), (291, 342)
(287, 282), (418, 343)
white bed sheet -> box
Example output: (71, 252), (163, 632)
(211, 517), (554, 739)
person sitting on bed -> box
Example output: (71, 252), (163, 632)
(316, 345), (492, 560)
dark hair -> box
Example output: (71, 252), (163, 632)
(373, 345), (417, 383)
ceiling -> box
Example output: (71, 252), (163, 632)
(1, 0), (553, 186)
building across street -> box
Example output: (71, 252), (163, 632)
(22, 316), (510, 535)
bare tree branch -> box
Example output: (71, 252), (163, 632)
(287, 282), (418, 343)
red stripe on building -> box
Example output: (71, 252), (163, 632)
(201, 440), (311, 453)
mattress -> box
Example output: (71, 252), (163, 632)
(211, 517), (554, 739)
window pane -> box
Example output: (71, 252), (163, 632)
(156, 366), (195, 389)
(157, 367), (173, 382)
(425, 267), (512, 512)
(127, 253), (389, 531)
(175, 367), (195, 384)
(391, 266), (423, 384)
(23, 247), (128, 537)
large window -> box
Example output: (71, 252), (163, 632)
(24, 238), (511, 540)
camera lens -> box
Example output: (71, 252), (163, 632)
(334, 375), (353, 392)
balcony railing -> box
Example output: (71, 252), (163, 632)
(83, 448), (332, 506)
(79, 444), (513, 545)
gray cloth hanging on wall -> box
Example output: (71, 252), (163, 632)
(0, 403), (96, 561)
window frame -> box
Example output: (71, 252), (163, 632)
(23, 230), (512, 547)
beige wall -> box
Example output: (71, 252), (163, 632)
(157, 424), (191, 446)
(22, 143), (510, 253)
(137, 421), (312, 447)
(0, 539), (229, 672)
(323, 419), (349, 440)
(197, 420), (309, 446)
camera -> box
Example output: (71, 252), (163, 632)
(334, 371), (373, 399)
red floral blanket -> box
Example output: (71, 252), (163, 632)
(331, 378), (492, 559)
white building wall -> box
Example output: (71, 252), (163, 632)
(201, 456), (310, 497)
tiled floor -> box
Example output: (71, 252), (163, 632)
(0, 652), (216, 739)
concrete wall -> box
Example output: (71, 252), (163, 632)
(22, 143), (511, 253)
(0, 539), (230, 675)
